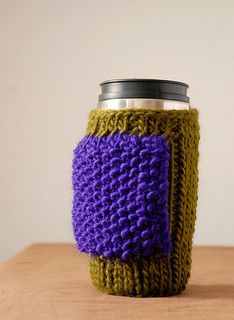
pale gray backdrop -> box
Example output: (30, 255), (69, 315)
(1, 0), (234, 261)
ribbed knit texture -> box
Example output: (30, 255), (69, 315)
(73, 108), (199, 297)
(72, 134), (171, 261)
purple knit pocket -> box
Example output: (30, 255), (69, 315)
(72, 133), (171, 261)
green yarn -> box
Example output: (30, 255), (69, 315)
(87, 108), (200, 297)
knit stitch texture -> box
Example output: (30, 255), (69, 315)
(72, 133), (171, 261)
(73, 108), (200, 297)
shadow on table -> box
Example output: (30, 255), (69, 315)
(182, 284), (234, 299)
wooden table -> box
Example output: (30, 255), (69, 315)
(0, 244), (233, 320)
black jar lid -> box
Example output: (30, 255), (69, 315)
(98, 78), (190, 103)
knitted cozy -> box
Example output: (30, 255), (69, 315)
(72, 108), (200, 297)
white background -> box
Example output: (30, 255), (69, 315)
(1, 0), (234, 261)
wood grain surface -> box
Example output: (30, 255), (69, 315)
(0, 244), (234, 320)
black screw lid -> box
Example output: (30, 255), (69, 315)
(99, 78), (189, 103)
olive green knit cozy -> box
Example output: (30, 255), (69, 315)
(81, 108), (199, 297)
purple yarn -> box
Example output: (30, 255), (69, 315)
(72, 133), (171, 261)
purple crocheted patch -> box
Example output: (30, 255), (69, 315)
(72, 133), (171, 261)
